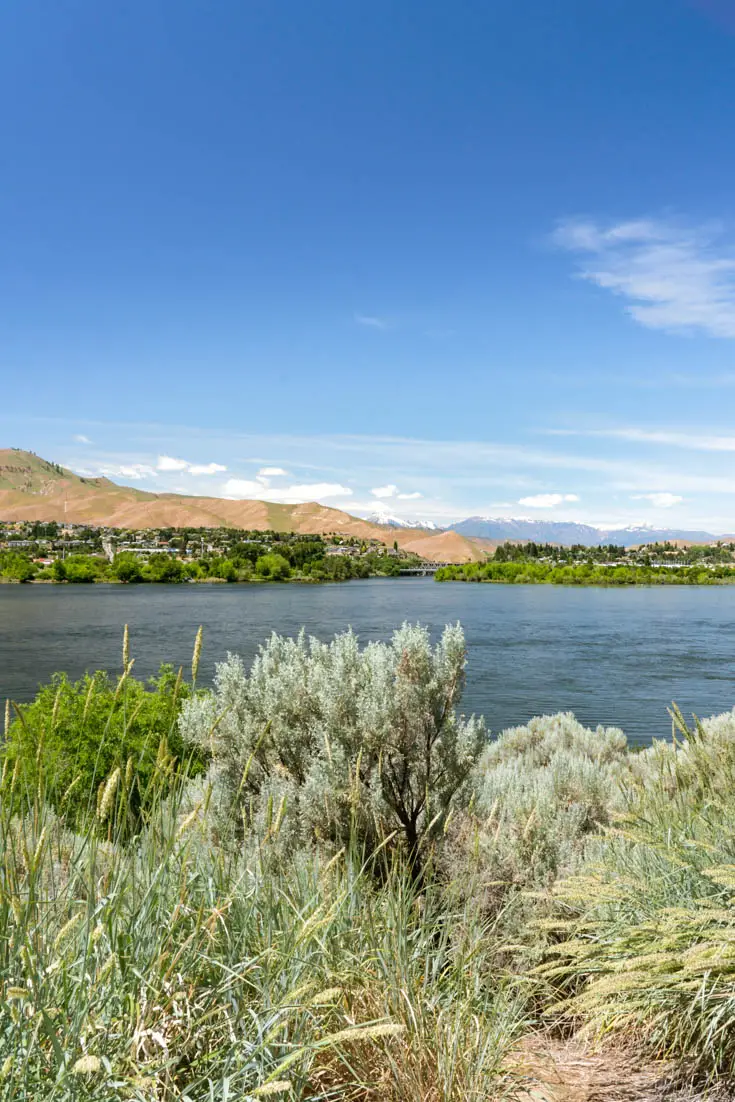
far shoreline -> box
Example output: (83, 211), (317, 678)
(3, 574), (735, 590)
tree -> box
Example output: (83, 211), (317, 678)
(179, 623), (485, 877)
(112, 552), (144, 583)
(0, 551), (35, 582)
(210, 558), (237, 582)
(255, 553), (291, 580)
(60, 555), (99, 583)
(145, 555), (184, 583)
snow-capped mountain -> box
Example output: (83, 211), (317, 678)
(452, 517), (718, 547)
(363, 508), (440, 530)
(452, 516), (601, 544)
(600, 524), (716, 546)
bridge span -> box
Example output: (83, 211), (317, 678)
(398, 561), (448, 576)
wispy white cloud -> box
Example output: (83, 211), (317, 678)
(554, 216), (735, 337)
(354, 313), (389, 330)
(221, 478), (264, 497)
(518, 493), (580, 508)
(550, 426), (735, 453)
(91, 463), (156, 481)
(73, 434), (92, 444)
(224, 478), (352, 504)
(188, 462), (227, 475)
(371, 484), (398, 499)
(158, 455), (227, 475)
(258, 466), (288, 477)
(371, 484), (423, 500)
(157, 455), (189, 472)
(631, 492), (683, 508)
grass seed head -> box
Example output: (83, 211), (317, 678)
(98, 768), (121, 822)
(71, 1054), (101, 1075)
(192, 625), (203, 683)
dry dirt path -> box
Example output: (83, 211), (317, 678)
(513, 1038), (729, 1102)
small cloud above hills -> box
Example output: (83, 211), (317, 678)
(518, 493), (580, 508)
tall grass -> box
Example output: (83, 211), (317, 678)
(0, 786), (526, 1099)
(0, 629), (526, 1100)
(536, 705), (735, 1077)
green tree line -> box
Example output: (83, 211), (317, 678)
(435, 559), (735, 585)
(0, 546), (415, 584)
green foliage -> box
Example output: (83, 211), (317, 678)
(0, 521), (422, 587)
(59, 554), (104, 583)
(0, 550), (35, 582)
(306, 553), (367, 581)
(493, 541), (625, 563)
(207, 557), (237, 581)
(255, 552), (292, 579)
(49, 555), (109, 583)
(364, 551), (403, 576)
(436, 560), (731, 586)
(180, 623), (485, 877)
(281, 538), (327, 568)
(144, 554), (185, 582)
(111, 551), (143, 582)
(4, 664), (204, 835)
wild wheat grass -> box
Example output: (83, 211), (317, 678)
(4, 622), (735, 1096)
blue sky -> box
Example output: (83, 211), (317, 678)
(4, 0), (735, 529)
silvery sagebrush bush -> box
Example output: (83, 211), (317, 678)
(442, 712), (631, 906)
(179, 622), (486, 873)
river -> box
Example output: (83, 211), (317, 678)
(1, 578), (734, 745)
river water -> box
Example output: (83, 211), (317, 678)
(1, 578), (734, 745)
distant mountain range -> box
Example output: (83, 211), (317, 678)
(451, 516), (720, 547)
(359, 509), (725, 547)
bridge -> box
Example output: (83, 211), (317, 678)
(398, 561), (448, 576)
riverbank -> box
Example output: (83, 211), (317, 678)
(0, 570), (402, 586)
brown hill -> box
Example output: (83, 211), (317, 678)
(0, 449), (484, 563)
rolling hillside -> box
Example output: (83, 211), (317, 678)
(0, 450), (484, 562)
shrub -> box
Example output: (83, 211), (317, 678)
(179, 623), (485, 876)
(4, 652), (206, 836)
(255, 552), (292, 580)
(442, 713), (630, 923)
